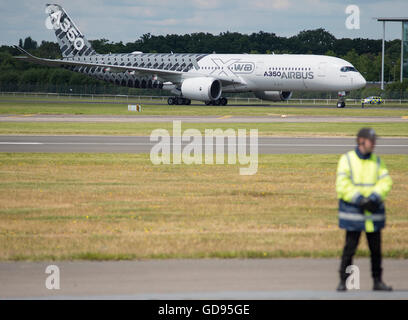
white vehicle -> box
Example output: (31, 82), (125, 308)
(15, 4), (367, 107)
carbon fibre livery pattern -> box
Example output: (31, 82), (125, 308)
(63, 52), (208, 89)
(45, 3), (208, 89)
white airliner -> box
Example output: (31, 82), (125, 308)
(16, 4), (366, 107)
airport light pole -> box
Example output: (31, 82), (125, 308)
(375, 18), (408, 89)
(382, 21), (385, 90)
(401, 22), (404, 83)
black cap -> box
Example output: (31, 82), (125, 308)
(357, 128), (377, 142)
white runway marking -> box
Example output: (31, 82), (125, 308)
(0, 142), (43, 145)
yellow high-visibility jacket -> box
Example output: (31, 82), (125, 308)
(336, 148), (392, 232)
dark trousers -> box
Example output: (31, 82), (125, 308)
(339, 230), (382, 281)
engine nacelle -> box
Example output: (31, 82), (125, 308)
(181, 77), (222, 101)
(254, 91), (293, 102)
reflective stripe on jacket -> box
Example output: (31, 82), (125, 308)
(336, 149), (392, 232)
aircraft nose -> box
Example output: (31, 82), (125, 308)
(357, 74), (366, 88)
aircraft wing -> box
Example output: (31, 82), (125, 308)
(14, 46), (243, 86)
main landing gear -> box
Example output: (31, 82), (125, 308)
(205, 97), (228, 106)
(167, 97), (191, 105)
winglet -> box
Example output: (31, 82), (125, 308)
(13, 46), (61, 67)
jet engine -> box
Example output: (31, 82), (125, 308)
(181, 77), (222, 101)
(254, 91), (293, 102)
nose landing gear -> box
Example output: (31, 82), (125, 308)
(337, 100), (346, 108)
(336, 91), (346, 108)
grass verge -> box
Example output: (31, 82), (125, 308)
(1, 122), (408, 137)
(1, 100), (408, 117)
(0, 153), (407, 261)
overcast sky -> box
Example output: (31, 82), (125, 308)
(1, 0), (407, 46)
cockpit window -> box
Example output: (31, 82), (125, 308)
(341, 66), (358, 72)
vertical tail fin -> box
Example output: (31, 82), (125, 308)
(45, 4), (95, 57)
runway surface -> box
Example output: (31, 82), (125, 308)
(1, 136), (407, 154)
(1, 114), (408, 123)
(1, 259), (407, 300)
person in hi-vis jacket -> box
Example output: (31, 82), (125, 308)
(336, 128), (393, 291)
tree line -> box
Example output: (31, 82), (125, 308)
(1, 29), (408, 98)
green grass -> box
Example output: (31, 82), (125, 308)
(1, 121), (408, 136)
(0, 153), (407, 261)
(9, 249), (408, 261)
(2, 93), (408, 106)
(1, 99), (408, 117)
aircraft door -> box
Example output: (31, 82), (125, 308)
(255, 62), (265, 76)
(317, 62), (327, 77)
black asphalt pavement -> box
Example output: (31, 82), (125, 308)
(0, 136), (407, 154)
(1, 259), (407, 300)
